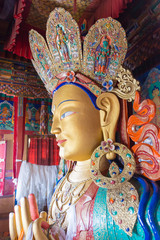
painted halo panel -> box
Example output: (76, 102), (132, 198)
(83, 17), (127, 84)
(46, 8), (82, 74)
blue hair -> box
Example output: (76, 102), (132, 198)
(53, 82), (100, 110)
(152, 86), (160, 93)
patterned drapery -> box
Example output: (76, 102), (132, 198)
(28, 137), (60, 166)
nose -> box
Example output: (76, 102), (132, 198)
(51, 118), (61, 135)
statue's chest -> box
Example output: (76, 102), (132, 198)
(48, 175), (94, 229)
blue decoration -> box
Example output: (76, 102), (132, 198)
(115, 145), (120, 150)
(126, 153), (131, 158)
(148, 181), (160, 239)
(128, 207), (134, 214)
(95, 152), (100, 158)
(121, 177), (125, 182)
(96, 179), (101, 183)
(134, 176), (152, 240)
(112, 210), (118, 216)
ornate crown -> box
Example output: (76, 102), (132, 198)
(29, 8), (140, 101)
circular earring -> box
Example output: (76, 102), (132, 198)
(90, 139), (139, 236)
(90, 139), (136, 189)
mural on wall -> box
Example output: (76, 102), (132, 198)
(25, 102), (41, 132)
(48, 105), (53, 134)
(25, 101), (52, 133)
(0, 100), (14, 130)
(141, 67), (160, 127)
(0, 59), (49, 98)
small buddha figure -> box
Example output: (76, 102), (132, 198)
(56, 25), (70, 62)
(9, 8), (160, 240)
(152, 86), (160, 106)
(95, 36), (111, 76)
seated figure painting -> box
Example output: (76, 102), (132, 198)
(9, 8), (160, 240)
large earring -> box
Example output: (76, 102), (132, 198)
(90, 139), (139, 237)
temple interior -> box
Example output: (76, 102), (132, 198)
(0, 0), (160, 239)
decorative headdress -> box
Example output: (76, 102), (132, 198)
(29, 8), (140, 101)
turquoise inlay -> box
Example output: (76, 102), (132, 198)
(95, 152), (100, 158)
(96, 179), (101, 183)
(128, 207), (134, 214)
(119, 192), (123, 196)
(126, 153), (131, 158)
(111, 210), (117, 216)
(121, 177), (125, 182)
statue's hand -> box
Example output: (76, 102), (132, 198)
(9, 194), (50, 240)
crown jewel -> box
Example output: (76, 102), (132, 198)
(29, 8), (140, 101)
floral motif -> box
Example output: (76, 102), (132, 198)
(101, 139), (115, 152)
(102, 79), (113, 91)
(66, 71), (76, 82)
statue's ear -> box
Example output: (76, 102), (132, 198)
(96, 92), (120, 143)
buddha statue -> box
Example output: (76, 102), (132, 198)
(9, 8), (160, 240)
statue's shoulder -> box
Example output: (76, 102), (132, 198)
(94, 176), (160, 239)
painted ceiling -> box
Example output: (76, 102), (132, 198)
(27, 0), (97, 28)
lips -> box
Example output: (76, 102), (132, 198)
(57, 139), (67, 146)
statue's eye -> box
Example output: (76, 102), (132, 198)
(60, 111), (75, 120)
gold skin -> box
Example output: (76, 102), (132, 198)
(9, 84), (120, 240)
(51, 84), (103, 162)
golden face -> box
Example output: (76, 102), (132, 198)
(51, 84), (103, 161)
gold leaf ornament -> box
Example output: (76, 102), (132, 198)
(107, 182), (139, 236)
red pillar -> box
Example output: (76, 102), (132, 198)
(13, 97), (26, 178)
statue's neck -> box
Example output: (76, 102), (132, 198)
(68, 159), (91, 183)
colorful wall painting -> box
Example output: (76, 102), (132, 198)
(25, 100), (52, 134)
(141, 67), (160, 127)
(48, 105), (53, 134)
(25, 102), (41, 132)
(0, 100), (14, 131)
(0, 58), (49, 98)
(0, 93), (52, 134)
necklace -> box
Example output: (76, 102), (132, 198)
(48, 171), (92, 229)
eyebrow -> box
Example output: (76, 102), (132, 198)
(57, 99), (78, 108)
